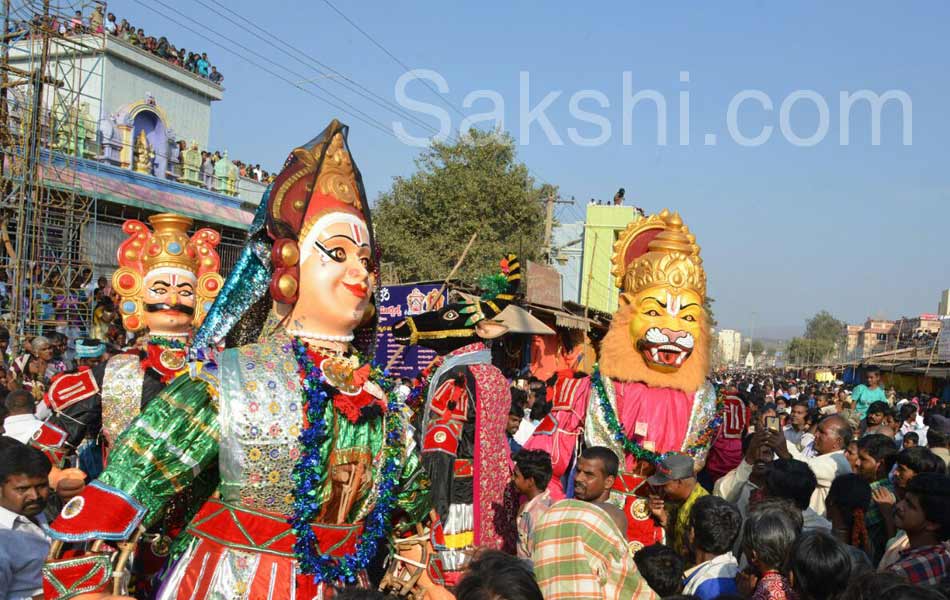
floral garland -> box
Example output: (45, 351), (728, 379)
(148, 335), (187, 350)
(590, 367), (724, 463)
(289, 337), (406, 584)
(406, 356), (444, 412)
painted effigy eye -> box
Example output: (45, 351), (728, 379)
(443, 310), (459, 321)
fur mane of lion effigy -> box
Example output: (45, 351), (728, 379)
(598, 298), (710, 393)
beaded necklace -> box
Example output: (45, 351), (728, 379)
(289, 337), (406, 584)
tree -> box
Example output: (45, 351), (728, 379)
(750, 339), (765, 355)
(373, 129), (549, 283)
(786, 310), (846, 364)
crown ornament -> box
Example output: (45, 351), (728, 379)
(112, 213), (224, 332)
(610, 209), (706, 298)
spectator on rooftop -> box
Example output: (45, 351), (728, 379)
(197, 52), (210, 77)
(210, 65), (223, 84)
(104, 12), (117, 34)
(89, 6), (103, 33)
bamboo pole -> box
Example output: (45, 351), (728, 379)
(385, 232), (478, 373)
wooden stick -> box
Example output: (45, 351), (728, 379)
(384, 232), (476, 372)
(437, 232), (477, 298)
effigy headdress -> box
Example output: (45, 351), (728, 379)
(112, 214), (223, 332)
(610, 209), (706, 299)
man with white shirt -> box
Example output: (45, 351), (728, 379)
(783, 400), (813, 450)
(713, 430), (772, 519)
(3, 390), (42, 444)
(0, 441), (52, 600)
(763, 458), (831, 532)
(767, 414), (852, 516)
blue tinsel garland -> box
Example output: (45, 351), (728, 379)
(289, 337), (406, 584)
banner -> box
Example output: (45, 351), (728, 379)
(374, 284), (446, 379)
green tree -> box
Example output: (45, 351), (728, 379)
(373, 129), (549, 282)
(750, 339), (765, 355)
(787, 310), (847, 364)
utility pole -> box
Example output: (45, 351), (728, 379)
(541, 192), (572, 264)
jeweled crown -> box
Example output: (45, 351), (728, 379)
(611, 209), (706, 298)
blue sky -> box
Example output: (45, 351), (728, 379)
(111, 1), (949, 338)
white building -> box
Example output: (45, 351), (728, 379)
(717, 329), (743, 365)
(939, 289), (950, 317)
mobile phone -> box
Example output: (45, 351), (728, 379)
(766, 416), (780, 432)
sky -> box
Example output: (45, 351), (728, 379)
(109, 0), (950, 339)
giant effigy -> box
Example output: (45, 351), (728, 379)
(389, 255), (519, 583)
(42, 120), (448, 600)
(41, 213), (223, 462)
(525, 209), (722, 547)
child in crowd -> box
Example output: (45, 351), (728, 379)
(876, 446), (947, 569)
(788, 531), (853, 600)
(633, 543), (685, 598)
(902, 431), (919, 449)
(887, 473), (950, 585)
(844, 439), (861, 473)
(682, 496), (742, 599)
(737, 499), (802, 600)
(855, 434), (898, 562)
(511, 449), (553, 561)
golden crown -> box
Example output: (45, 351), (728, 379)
(610, 209), (706, 298)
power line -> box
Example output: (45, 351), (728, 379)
(196, 0), (443, 137)
(320, 0), (465, 120)
(128, 0), (398, 140)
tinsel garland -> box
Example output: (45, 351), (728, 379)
(590, 367), (724, 463)
(148, 336), (186, 350)
(289, 337), (406, 584)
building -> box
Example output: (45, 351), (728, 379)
(717, 328), (743, 365)
(579, 204), (636, 313)
(939, 289), (950, 316)
(550, 222), (584, 303)
(2, 18), (265, 337)
(843, 318), (897, 360)
(744, 351), (756, 369)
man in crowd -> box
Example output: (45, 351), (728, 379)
(512, 449), (554, 561)
(762, 458), (831, 532)
(784, 399), (813, 450)
(647, 452), (707, 561)
(860, 400), (889, 436)
(852, 367), (887, 419)
(767, 414), (852, 515)
(896, 402), (929, 447)
(714, 430), (773, 519)
(888, 473), (950, 585)
(0, 440), (52, 600)
(682, 496), (742, 599)
(209, 65), (223, 84)
(3, 390), (42, 444)
(855, 433), (898, 562)
(533, 444), (655, 600)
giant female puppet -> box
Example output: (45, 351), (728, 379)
(390, 256), (518, 583)
(41, 214), (223, 458)
(525, 209), (721, 547)
(42, 121), (445, 600)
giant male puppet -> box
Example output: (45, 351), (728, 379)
(525, 209), (721, 547)
(41, 214), (223, 461)
(390, 256), (518, 583)
(42, 121), (448, 600)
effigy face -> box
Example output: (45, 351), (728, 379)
(294, 214), (374, 336)
(112, 214), (223, 335)
(627, 284), (704, 374)
(141, 267), (198, 335)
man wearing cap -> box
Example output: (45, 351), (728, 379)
(73, 338), (106, 369)
(647, 452), (707, 561)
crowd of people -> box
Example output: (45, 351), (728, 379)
(2, 320), (950, 599)
(25, 6), (224, 85)
(2, 346), (950, 598)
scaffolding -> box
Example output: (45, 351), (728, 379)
(0, 0), (105, 347)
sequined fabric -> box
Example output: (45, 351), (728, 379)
(100, 354), (146, 445)
(217, 336), (303, 515)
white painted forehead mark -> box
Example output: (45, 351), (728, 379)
(665, 291), (683, 317)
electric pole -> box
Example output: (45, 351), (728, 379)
(541, 192), (572, 264)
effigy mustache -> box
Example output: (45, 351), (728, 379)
(145, 302), (195, 315)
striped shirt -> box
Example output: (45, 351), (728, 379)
(533, 500), (657, 600)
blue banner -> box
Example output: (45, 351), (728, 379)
(374, 283), (446, 379)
